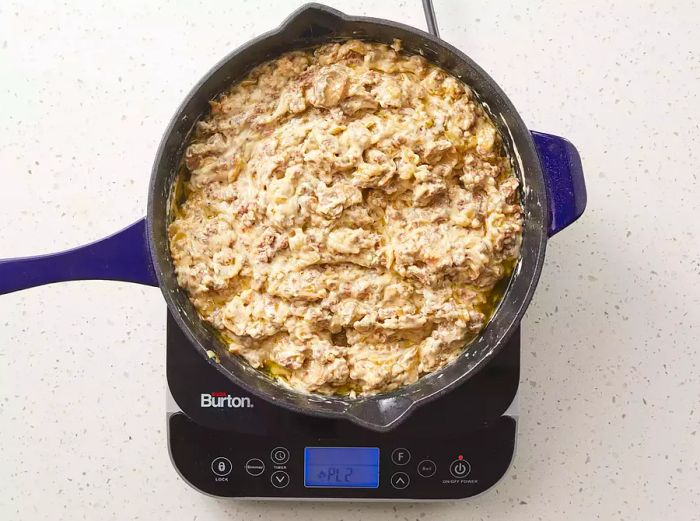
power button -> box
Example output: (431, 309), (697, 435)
(449, 458), (471, 478)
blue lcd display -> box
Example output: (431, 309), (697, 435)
(304, 447), (380, 488)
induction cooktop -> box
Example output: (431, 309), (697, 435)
(166, 311), (519, 500)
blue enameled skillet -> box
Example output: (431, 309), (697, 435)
(0, 3), (586, 431)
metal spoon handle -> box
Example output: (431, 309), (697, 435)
(422, 0), (440, 37)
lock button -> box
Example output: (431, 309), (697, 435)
(211, 456), (233, 476)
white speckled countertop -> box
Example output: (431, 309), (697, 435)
(1, 0), (699, 519)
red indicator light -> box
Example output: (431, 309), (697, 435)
(458, 455), (463, 460)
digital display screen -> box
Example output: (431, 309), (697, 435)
(304, 447), (380, 488)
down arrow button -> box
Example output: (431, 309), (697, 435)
(270, 470), (290, 489)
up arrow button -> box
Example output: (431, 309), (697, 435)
(390, 472), (410, 489)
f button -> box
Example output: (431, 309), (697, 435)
(391, 448), (411, 466)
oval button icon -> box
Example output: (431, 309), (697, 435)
(245, 458), (265, 476)
(417, 459), (437, 477)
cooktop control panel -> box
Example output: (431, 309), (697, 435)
(168, 413), (515, 499)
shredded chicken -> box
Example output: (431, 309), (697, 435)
(168, 40), (523, 396)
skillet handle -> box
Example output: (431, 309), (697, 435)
(0, 218), (158, 295)
(531, 131), (587, 236)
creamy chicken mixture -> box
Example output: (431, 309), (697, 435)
(169, 40), (523, 396)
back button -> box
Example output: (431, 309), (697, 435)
(417, 459), (436, 477)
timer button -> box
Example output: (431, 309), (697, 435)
(449, 458), (471, 478)
(211, 456), (233, 477)
(245, 458), (265, 476)
(270, 446), (290, 464)
(391, 448), (411, 465)
(270, 470), (290, 488)
(417, 459), (437, 477)
(390, 472), (410, 489)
